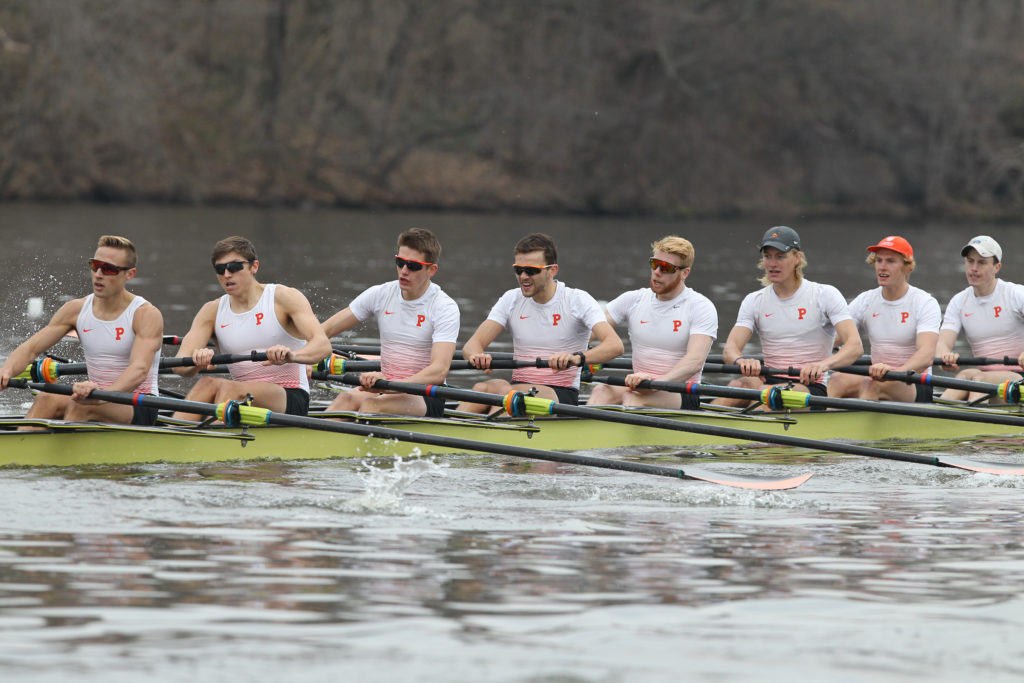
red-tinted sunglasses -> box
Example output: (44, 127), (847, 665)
(88, 259), (132, 276)
(394, 255), (434, 271)
(650, 258), (683, 274)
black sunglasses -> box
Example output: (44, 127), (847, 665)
(88, 259), (132, 275)
(513, 264), (554, 276)
(394, 255), (433, 271)
(213, 260), (252, 275)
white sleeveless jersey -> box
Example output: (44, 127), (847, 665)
(941, 279), (1024, 371)
(849, 285), (940, 369)
(487, 281), (606, 389)
(76, 294), (159, 394)
(349, 280), (460, 380)
(606, 287), (717, 381)
(214, 284), (309, 391)
(734, 280), (852, 377)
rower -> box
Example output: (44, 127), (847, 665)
(936, 235), (1024, 403)
(0, 235), (163, 426)
(828, 236), (940, 402)
(320, 228), (460, 417)
(171, 236), (331, 420)
(458, 232), (623, 413)
(586, 235), (717, 409)
(713, 225), (862, 408)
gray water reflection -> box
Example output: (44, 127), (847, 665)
(0, 455), (1023, 680)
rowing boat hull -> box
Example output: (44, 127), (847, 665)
(2, 403), (1023, 467)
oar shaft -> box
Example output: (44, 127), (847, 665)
(330, 374), (950, 468)
(588, 374), (1024, 428)
(703, 362), (1011, 398)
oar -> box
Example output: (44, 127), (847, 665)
(315, 356), (631, 374)
(327, 347), (635, 371)
(319, 374), (1024, 476)
(703, 363), (1023, 404)
(703, 354), (1020, 368)
(16, 351), (273, 384)
(585, 374), (1024, 430)
(5, 379), (807, 491)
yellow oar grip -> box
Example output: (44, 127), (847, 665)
(16, 358), (60, 383)
(315, 354), (348, 375)
(521, 395), (556, 415)
(760, 387), (810, 409)
(215, 400), (271, 426)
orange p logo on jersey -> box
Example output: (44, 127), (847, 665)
(115, 327), (125, 341)
(255, 312), (264, 326)
(552, 314), (561, 326)
(672, 320), (682, 332)
(901, 312), (910, 323)
(797, 308), (807, 320)
(994, 306), (1002, 318)
(416, 314), (425, 327)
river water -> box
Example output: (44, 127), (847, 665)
(1, 203), (1023, 681)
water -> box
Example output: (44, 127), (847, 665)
(1, 203), (1024, 681)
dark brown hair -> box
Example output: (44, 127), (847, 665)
(211, 236), (258, 264)
(397, 228), (441, 263)
(514, 233), (558, 265)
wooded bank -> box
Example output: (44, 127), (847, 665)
(1, 1), (1023, 218)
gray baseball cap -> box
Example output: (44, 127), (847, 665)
(760, 226), (802, 253)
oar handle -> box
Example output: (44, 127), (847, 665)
(159, 350), (270, 369)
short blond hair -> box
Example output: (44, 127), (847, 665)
(97, 235), (137, 268)
(650, 236), (694, 268)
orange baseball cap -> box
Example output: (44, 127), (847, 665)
(866, 235), (913, 258)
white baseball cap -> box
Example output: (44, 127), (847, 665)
(961, 235), (1002, 261)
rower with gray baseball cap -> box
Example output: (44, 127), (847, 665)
(713, 225), (863, 409)
(936, 235), (1024, 402)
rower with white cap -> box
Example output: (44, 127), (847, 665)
(936, 235), (1024, 402)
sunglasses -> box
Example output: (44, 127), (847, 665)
(88, 259), (132, 276)
(650, 258), (684, 274)
(513, 264), (554, 276)
(213, 260), (252, 275)
(394, 255), (434, 271)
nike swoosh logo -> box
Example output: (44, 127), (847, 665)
(964, 313), (974, 317)
(640, 320), (649, 324)
(519, 315), (529, 319)
(385, 311), (395, 315)
(81, 329), (93, 333)
(764, 313), (773, 317)
(872, 313), (880, 317)
(220, 324), (231, 328)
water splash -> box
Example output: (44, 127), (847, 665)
(343, 453), (448, 513)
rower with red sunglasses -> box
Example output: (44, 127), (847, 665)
(0, 235), (164, 427)
(457, 232), (623, 413)
(586, 236), (718, 410)
(320, 228), (459, 417)
(170, 236), (331, 420)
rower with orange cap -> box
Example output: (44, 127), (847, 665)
(828, 236), (941, 402)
